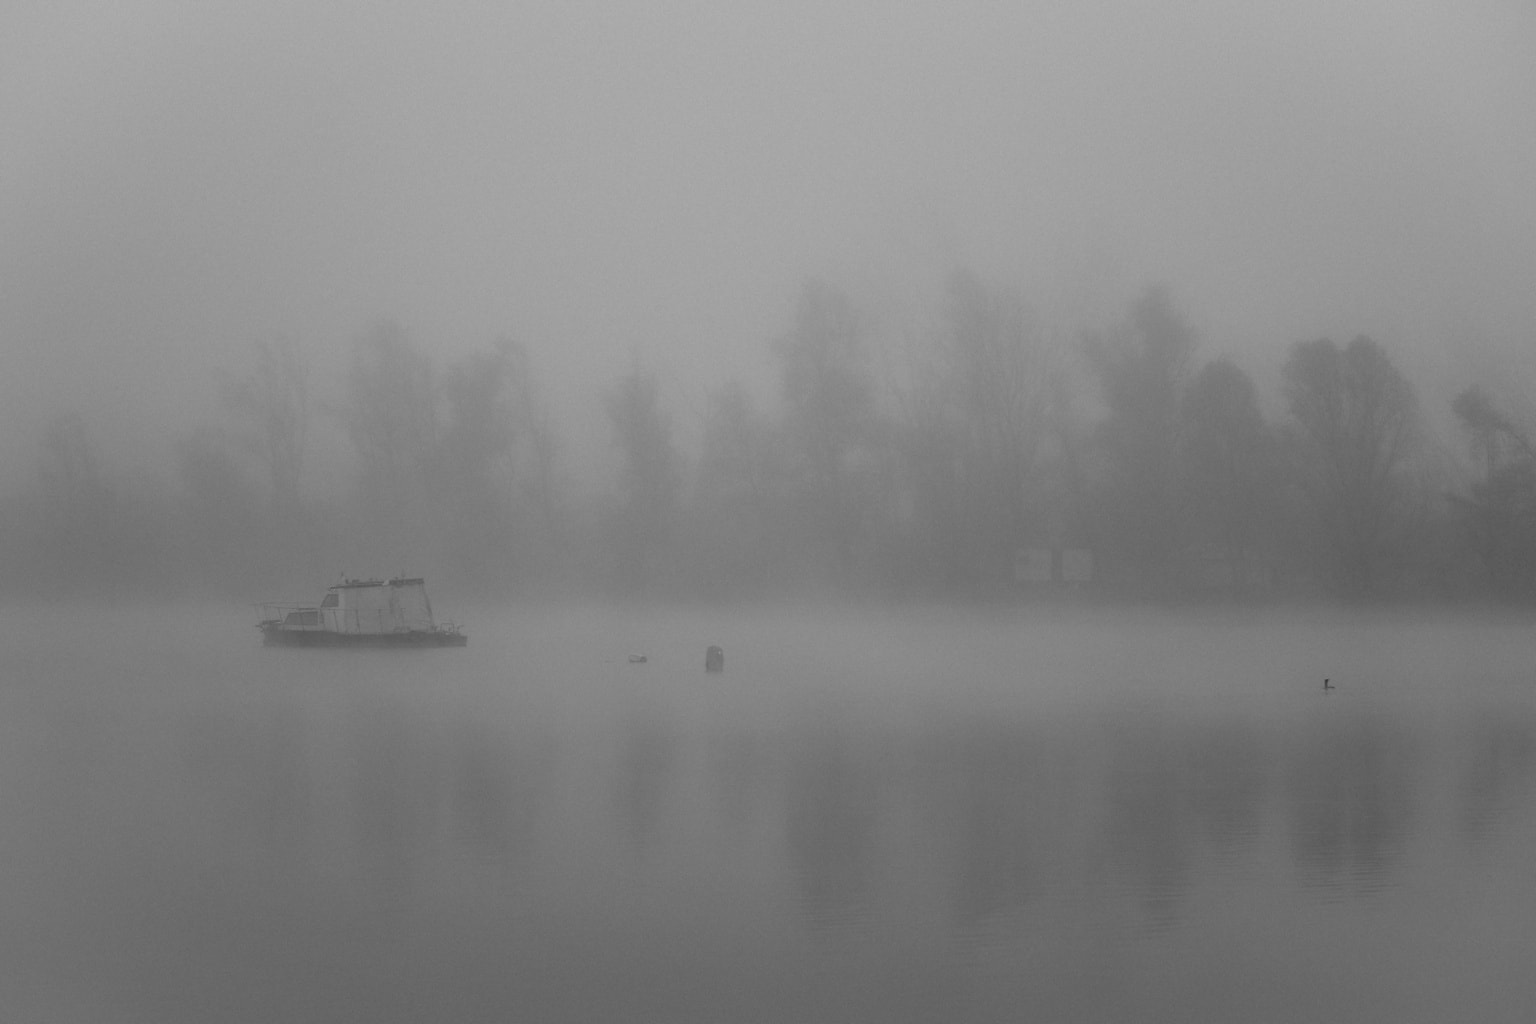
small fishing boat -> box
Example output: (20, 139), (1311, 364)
(258, 577), (467, 647)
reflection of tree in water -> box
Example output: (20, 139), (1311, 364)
(1287, 715), (1420, 891)
(1183, 720), (1272, 857)
(919, 721), (1039, 925)
(613, 718), (678, 854)
(1099, 719), (1194, 925)
(350, 711), (444, 897)
(449, 720), (552, 869)
(784, 725), (879, 926)
(1458, 711), (1536, 844)
(251, 708), (315, 862)
(181, 704), (316, 872)
(706, 727), (778, 837)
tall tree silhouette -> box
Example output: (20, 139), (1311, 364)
(223, 336), (310, 516)
(435, 343), (519, 586)
(1184, 357), (1274, 592)
(27, 415), (165, 593)
(1449, 384), (1536, 596)
(175, 429), (264, 587)
(1282, 335), (1419, 596)
(340, 321), (438, 565)
(900, 270), (1052, 589)
(774, 280), (879, 585)
(1084, 286), (1197, 592)
(692, 380), (785, 596)
(605, 359), (680, 594)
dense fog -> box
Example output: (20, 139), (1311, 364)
(3, 2), (1534, 603)
(5, 277), (1535, 604)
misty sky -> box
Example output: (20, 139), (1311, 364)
(3, 0), (1533, 480)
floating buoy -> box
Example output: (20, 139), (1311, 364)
(705, 646), (724, 672)
(629, 654), (647, 664)
(1323, 677), (1333, 691)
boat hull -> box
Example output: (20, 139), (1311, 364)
(260, 625), (467, 648)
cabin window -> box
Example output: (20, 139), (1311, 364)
(283, 610), (321, 627)
(321, 593), (339, 608)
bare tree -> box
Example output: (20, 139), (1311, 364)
(501, 338), (569, 586)
(1449, 384), (1536, 596)
(28, 415), (165, 594)
(1083, 285), (1198, 592)
(774, 279), (878, 584)
(944, 271), (1055, 586)
(223, 335), (310, 515)
(175, 428), (263, 587)
(33, 414), (117, 588)
(435, 343), (518, 585)
(340, 321), (438, 563)
(1184, 357), (1274, 592)
(692, 379), (786, 595)
(894, 270), (1053, 590)
(605, 358), (681, 595)
(344, 322), (437, 494)
(1282, 335), (1419, 596)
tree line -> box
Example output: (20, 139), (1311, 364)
(4, 272), (1532, 603)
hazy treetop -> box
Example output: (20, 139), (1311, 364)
(3, 0), (1533, 478)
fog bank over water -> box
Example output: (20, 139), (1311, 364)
(4, 4), (1536, 603)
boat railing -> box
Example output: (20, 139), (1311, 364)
(257, 603), (326, 630)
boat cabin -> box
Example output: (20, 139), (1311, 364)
(258, 576), (465, 646)
(263, 577), (437, 635)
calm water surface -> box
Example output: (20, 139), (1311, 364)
(3, 604), (1536, 1021)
